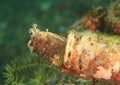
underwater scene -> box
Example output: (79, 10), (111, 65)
(0, 0), (120, 85)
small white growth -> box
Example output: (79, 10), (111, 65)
(46, 29), (49, 32)
(64, 30), (76, 62)
(113, 61), (120, 73)
(29, 24), (40, 35)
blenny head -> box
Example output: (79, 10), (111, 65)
(28, 24), (66, 65)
